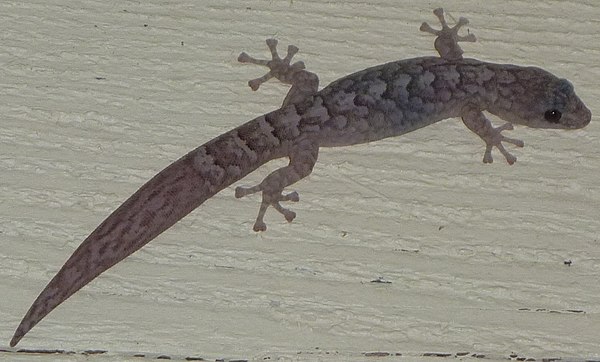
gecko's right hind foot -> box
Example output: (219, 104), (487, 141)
(420, 8), (476, 61)
(238, 38), (306, 90)
(235, 185), (300, 231)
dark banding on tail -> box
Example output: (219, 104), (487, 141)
(10, 111), (286, 346)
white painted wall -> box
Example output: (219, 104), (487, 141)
(1, 1), (598, 361)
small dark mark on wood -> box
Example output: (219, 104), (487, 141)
(423, 352), (452, 357)
(438, 225), (445, 231)
(144, 24), (148, 27)
(185, 357), (205, 361)
(134, 354), (146, 357)
(17, 349), (67, 354)
(522, 308), (585, 314)
(472, 354), (485, 358)
(564, 260), (572, 266)
(371, 277), (392, 284)
(157, 355), (171, 359)
(83, 350), (107, 355)
(95, 77), (106, 80)
(456, 352), (470, 356)
(364, 351), (390, 357)
(399, 248), (419, 253)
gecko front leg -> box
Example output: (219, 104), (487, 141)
(422, 9), (524, 164)
(461, 104), (525, 164)
(237, 39), (321, 231)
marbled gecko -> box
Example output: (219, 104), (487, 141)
(10, 8), (591, 346)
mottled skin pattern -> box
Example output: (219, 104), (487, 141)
(11, 8), (591, 347)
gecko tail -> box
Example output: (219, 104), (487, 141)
(10, 117), (275, 347)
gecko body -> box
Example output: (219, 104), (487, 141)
(11, 8), (591, 346)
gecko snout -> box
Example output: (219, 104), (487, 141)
(567, 102), (592, 129)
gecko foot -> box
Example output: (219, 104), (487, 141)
(420, 8), (476, 61)
(481, 123), (525, 165)
(236, 185), (299, 231)
(238, 38), (306, 90)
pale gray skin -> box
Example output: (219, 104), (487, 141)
(11, 8), (591, 347)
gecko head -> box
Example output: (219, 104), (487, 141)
(489, 67), (591, 130)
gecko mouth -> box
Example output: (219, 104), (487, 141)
(555, 105), (592, 130)
(576, 105), (592, 127)
(568, 108), (592, 129)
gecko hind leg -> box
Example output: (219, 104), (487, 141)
(420, 8), (477, 61)
(238, 38), (319, 106)
(235, 140), (319, 232)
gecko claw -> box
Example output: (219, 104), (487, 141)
(273, 202), (296, 222)
(253, 220), (267, 232)
(420, 8), (476, 60)
(282, 191), (300, 202)
(238, 38), (306, 90)
(235, 185), (258, 198)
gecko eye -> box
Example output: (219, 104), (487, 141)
(544, 109), (562, 123)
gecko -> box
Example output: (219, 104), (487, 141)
(10, 8), (591, 347)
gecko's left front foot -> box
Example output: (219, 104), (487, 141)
(238, 39), (319, 106)
(238, 38), (307, 90)
(420, 8), (476, 60)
